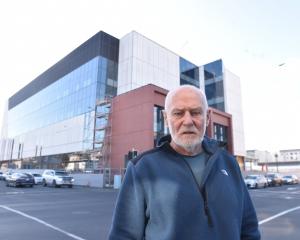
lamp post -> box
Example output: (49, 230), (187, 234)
(275, 153), (279, 173)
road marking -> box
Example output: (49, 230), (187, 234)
(0, 205), (86, 240)
(259, 206), (300, 225)
(5, 191), (25, 195)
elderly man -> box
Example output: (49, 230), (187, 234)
(109, 85), (260, 240)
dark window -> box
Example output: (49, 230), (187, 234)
(153, 106), (167, 146)
(213, 123), (228, 150)
(205, 81), (224, 99)
(180, 57), (199, 87)
(203, 59), (223, 80)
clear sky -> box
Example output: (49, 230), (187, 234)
(0, 0), (299, 153)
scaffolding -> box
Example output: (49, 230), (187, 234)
(93, 98), (113, 175)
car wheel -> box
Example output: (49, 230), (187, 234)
(30, 184), (33, 188)
(255, 183), (258, 189)
(264, 183), (267, 188)
(43, 179), (47, 187)
(6, 182), (9, 187)
(53, 180), (58, 188)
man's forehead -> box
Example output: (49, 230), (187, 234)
(170, 105), (204, 111)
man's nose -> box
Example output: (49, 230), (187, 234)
(182, 111), (193, 125)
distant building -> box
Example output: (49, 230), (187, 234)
(246, 149), (300, 172)
(0, 30), (244, 176)
(280, 149), (300, 162)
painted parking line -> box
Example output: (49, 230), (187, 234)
(259, 205), (300, 225)
(0, 205), (86, 240)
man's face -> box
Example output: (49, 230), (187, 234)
(164, 88), (209, 155)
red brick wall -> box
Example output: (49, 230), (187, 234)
(110, 85), (168, 169)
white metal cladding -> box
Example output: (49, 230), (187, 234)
(118, 31), (180, 95)
(223, 68), (246, 156)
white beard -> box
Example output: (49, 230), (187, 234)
(168, 126), (204, 153)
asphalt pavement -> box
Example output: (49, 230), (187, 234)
(0, 182), (117, 240)
(250, 184), (300, 240)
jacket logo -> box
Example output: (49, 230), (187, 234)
(221, 169), (229, 176)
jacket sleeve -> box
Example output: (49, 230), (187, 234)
(241, 183), (261, 240)
(108, 161), (147, 240)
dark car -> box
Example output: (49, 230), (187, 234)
(265, 173), (283, 186)
(6, 173), (34, 187)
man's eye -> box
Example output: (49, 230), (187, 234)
(191, 111), (201, 116)
(173, 112), (183, 117)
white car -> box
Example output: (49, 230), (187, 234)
(3, 171), (13, 181)
(28, 173), (43, 184)
(282, 175), (299, 185)
(244, 174), (268, 189)
(42, 169), (74, 188)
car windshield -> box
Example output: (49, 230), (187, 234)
(245, 175), (258, 179)
(32, 173), (42, 177)
(266, 174), (275, 178)
(55, 171), (68, 176)
(22, 173), (33, 178)
(283, 176), (292, 178)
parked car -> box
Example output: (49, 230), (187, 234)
(265, 173), (283, 186)
(6, 173), (34, 187)
(244, 174), (268, 189)
(3, 171), (13, 181)
(28, 173), (43, 184)
(42, 169), (74, 188)
(282, 175), (299, 185)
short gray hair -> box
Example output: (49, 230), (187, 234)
(164, 85), (208, 113)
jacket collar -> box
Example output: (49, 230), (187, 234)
(158, 134), (219, 155)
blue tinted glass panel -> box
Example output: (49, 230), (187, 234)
(180, 57), (199, 87)
(7, 57), (99, 137)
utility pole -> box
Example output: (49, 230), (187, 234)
(275, 153), (279, 173)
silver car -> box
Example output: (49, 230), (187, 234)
(282, 175), (299, 185)
(244, 174), (268, 189)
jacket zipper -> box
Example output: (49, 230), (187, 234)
(181, 157), (214, 228)
(203, 188), (213, 227)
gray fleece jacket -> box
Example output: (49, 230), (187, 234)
(109, 136), (260, 240)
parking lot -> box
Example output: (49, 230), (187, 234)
(0, 180), (300, 239)
(250, 184), (300, 240)
(0, 181), (117, 240)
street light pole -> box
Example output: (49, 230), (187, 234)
(275, 153), (279, 173)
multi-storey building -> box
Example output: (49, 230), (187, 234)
(0, 30), (245, 172)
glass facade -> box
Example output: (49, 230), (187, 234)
(180, 57), (200, 87)
(8, 55), (118, 141)
(204, 59), (225, 111)
(7, 53), (118, 167)
(8, 57), (98, 138)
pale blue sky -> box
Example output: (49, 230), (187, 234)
(0, 0), (299, 152)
